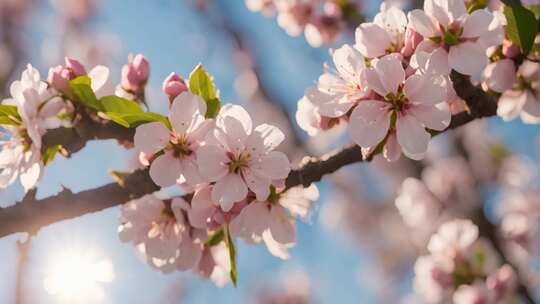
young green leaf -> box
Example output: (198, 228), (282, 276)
(224, 225), (237, 287)
(188, 64), (221, 118)
(69, 76), (102, 111)
(0, 104), (21, 125)
(42, 144), (62, 165)
(504, 4), (538, 55)
(105, 112), (171, 129)
(100, 96), (144, 114)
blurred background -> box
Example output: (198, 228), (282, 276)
(0, 0), (539, 303)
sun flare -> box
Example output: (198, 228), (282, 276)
(43, 248), (114, 303)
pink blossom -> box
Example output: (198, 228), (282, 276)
(134, 92), (213, 187)
(162, 72), (188, 101)
(304, 44), (368, 119)
(1, 64), (72, 192)
(47, 57), (111, 98)
(189, 185), (247, 230)
(497, 60), (540, 124)
(482, 59), (516, 93)
(408, 1), (504, 77)
(196, 104), (291, 211)
(121, 54), (150, 93)
(230, 186), (318, 259)
(118, 195), (188, 272)
(355, 4), (408, 57)
(348, 54), (450, 160)
(47, 57), (87, 94)
(401, 27), (423, 57)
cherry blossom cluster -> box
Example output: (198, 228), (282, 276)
(245, 0), (347, 47)
(414, 219), (518, 303)
(118, 185), (318, 285)
(0, 64), (74, 192)
(297, 0), (539, 161)
(128, 82), (319, 283)
(0, 54), (148, 193)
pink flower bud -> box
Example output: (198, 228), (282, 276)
(502, 39), (520, 58)
(121, 54), (150, 92)
(47, 65), (71, 93)
(47, 57), (87, 94)
(64, 57), (87, 76)
(401, 27), (423, 57)
(162, 72), (188, 100)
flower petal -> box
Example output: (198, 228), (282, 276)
(404, 74), (447, 105)
(217, 104), (252, 135)
(243, 169), (271, 201)
(448, 42), (487, 77)
(409, 103), (451, 131)
(462, 9), (493, 38)
(134, 122), (169, 154)
(349, 100), (391, 148)
(483, 59), (516, 93)
(88, 65), (112, 98)
(196, 144), (229, 182)
(269, 205), (296, 244)
(354, 23), (392, 58)
(250, 151), (291, 180)
(169, 92), (206, 135)
(149, 152), (182, 187)
(396, 114), (430, 159)
(408, 10), (438, 38)
(374, 54), (405, 95)
(189, 186), (216, 229)
(211, 173), (248, 211)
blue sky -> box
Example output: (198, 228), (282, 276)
(0, 1), (539, 303)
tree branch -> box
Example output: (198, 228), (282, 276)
(0, 71), (501, 238)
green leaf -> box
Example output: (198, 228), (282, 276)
(188, 64), (221, 118)
(105, 112), (171, 129)
(224, 225), (237, 287)
(42, 144), (62, 165)
(0, 104), (20, 117)
(0, 104), (21, 125)
(205, 229), (225, 247)
(0, 117), (19, 125)
(504, 4), (538, 55)
(69, 76), (102, 111)
(100, 96), (144, 114)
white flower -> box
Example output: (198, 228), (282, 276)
(304, 44), (368, 118)
(230, 185), (318, 259)
(134, 92), (213, 187)
(349, 54), (450, 160)
(497, 60), (540, 124)
(355, 4), (408, 57)
(408, 0), (504, 77)
(197, 104), (291, 211)
(118, 195), (189, 273)
(1, 64), (71, 192)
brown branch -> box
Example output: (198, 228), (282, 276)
(42, 115), (134, 156)
(0, 111), (495, 238)
(0, 69), (501, 238)
(0, 169), (157, 237)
